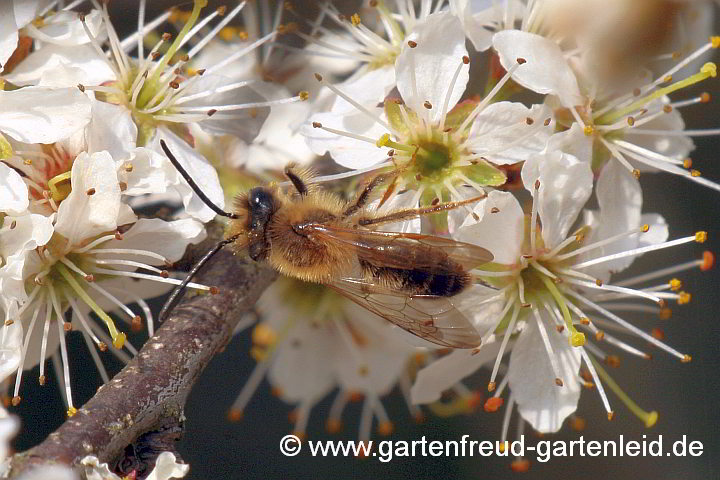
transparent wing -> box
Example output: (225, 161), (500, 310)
(329, 277), (482, 349)
(305, 224), (493, 274)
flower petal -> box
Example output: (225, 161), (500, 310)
(508, 318), (582, 433)
(0, 321), (22, 383)
(86, 100), (137, 160)
(396, 11), (469, 124)
(0, 86), (91, 144)
(145, 452), (189, 480)
(492, 30), (582, 107)
(0, 162), (29, 215)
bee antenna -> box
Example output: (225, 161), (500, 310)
(159, 139), (238, 219)
(158, 234), (240, 322)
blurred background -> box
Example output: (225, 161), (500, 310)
(10, 1), (720, 479)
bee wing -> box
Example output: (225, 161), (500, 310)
(306, 224), (493, 273)
(329, 277), (482, 349)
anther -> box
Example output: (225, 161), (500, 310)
(490, 207), (500, 213)
(463, 55), (470, 64)
(326, 418), (342, 434)
(651, 328), (664, 340)
(160, 270), (170, 278)
(632, 169), (641, 179)
(314, 73), (323, 82)
(695, 231), (708, 243)
(423, 100), (432, 109)
(544, 118), (552, 126)
(3, 320), (12, 326)
(38, 375), (46, 386)
(298, 91), (309, 101)
(131, 316), (143, 332)
(169, 80), (180, 89)
(605, 355), (621, 368)
(677, 292), (691, 304)
(124, 162), (133, 172)
(683, 158), (693, 169)
(377, 421), (394, 436)
(690, 169), (702, 177)
(526, 117), (534, 125)
(86, 188), (96, 196)
(196, 68), (206, 76)
(11, 396), (20, 406)
(407, 40), (417, 48)
(487, 381), (496, 392)
(583, 125), (594, 135)
(555, 325), (564, 333)
(209, 286), (220, 295)
(207, 109), (217, 116)
(681, 354), (692, 363)
(632, 88), (641, 96)
(119, 182), (128, 192)
(595, 330), (604, 341)
(67, 407), (77, 417)
(571, 416), (586, 431)
(77, 84), (86, 92)
(84, 274), (94, 282)
(216, 5), (227, 15)
(312, 121), (322, 128)
(10, 220), (16, 229)
(534, 179), (540, 190)
(579, 318), (590, 325)
(595, 279), (603, 286)
(626, 116), (635, 126)
(607, 411), (615, 421)
(431, 197), (440, 205)
(663, 105), (673, 113)
(516, 57), (527, 64)
(350, 13), (361, 26)
(484, 397), (504, 412)
(701, 251), (715, 271)
(669, 278), (682, 291)
(555, 378), (564, 387)
(510, 459), (530, 473)
(151, 52), (162, 60)
(520, 302), (531, 308)
(63, 322), (72, 332)
(162, 32), (172, 41)
(98, 342), (108, 352)
(663, 75), (673, 83)
(114, 232), (124, 240)
(659, 307), (672, 320)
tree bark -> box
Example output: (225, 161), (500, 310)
(7, 227), (276, 477)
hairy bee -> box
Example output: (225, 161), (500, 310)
(160, 140), (493, 348)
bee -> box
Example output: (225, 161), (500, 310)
(159, 140), (493, 348)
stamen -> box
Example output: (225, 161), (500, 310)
(591, 358), (657, 427)
(532, 309), (564, 387)
(39, 294), (53, 384)
(314, 74), (391, 130)
(579, 348), (613, 418)
(572, 234), (703, 269)
(54, 295), (75, 414)
(81, 330), (110, 383)
(488, 304), (520, 391)
(539, 275), (585, 346)
(530, 180), (540, 253)
(500, 393), (515, 447)
(89, 267), (210, 291)
(553, 225), (646, 261)
(187, 2), (248, 58)
(56, 263), (126, 349)
(439, 57), (468, 131)
(13, 307), (41, 400)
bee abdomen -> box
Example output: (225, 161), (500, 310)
(360, 261), (470, 297)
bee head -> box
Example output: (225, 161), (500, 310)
(229, 187), (277, 261)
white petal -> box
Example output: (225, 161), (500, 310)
(100, 218), (206, 265)
(492, 30), (582, 107)
(411, 340), (502, 404)
(81, 456), (120, 480)
(523, 127), (593, 248)
(456, 191), (525, 264)
(6, 44), (115, 87)
(149, 127), (225, 223)
(396, 11), (469, 123)
(508, 318), (582, 433)
(468, 102), (554, 165)
(582, 160), (642, 280)
(0, 162), (29, 215)
(28, 10), (103, 46)
(54, 151), (131, 244)
(117, 147), (172, 196)
(145, 452), (189, 480)
(86, 101), (137, 160)
(0, 86), (91, 144)
(15, 465), (78, 480)
(301, 111), (388, 170)
(0, 322), (22, 383)
(330, 66), (396, 115)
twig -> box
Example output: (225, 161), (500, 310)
(7, 227), (276, 478)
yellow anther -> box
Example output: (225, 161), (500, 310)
(67, 406), (78, 417)
(701, 62), (717, 78)
(695, 231), (708, 243)
(570, 331), (586, 347)
(350, 13), (361, 26)
(711, 36), (720, 49)
(298, 90), (310, 101)
(218, 26), (237, 42)
(112, 332), (126, 349)
(252, 323), (277, 346)
(682, 354), (692, 363)
(632, 169), (641, 179)
(238, 30), (249, 40)
(669, 278), (682, 291)
(645, 411), (658, 428)
(583, 125), (595, 136)
(690, 169), (702, 177)
(376, 133), (391, 147)
(683, 158), (693, 169)
(377, 421), (394, 436)
(640, 224), (650, 233)
(677, 291), (692, 305)
(24, 159), (32, 165)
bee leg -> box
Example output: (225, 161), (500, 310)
(356, 194), (487, 227)
(284, 164), (309, 196)
(342, 171), (398, 218)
